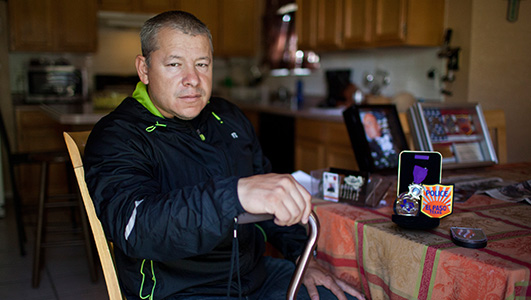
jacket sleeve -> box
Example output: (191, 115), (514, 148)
(240, 110), (308, 263)
(258, 221), (308, 263)
(84, 124), (246, 262)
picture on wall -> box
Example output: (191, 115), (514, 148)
(407, 102), (498, 169)
(343, 104), (409, 173)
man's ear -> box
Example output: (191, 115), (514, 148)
(135, 55), (149, 85)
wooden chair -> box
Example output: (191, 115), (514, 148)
(64, 131), (123, 300)
(64, 130), (319, 300)
(483, 109), (507, 164)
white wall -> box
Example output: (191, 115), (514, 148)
(467, 0), (531, 163)
(446, 0), (531, 163)
(263, 47), (446, 102)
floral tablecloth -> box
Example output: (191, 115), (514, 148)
(313, 163), (531, 300)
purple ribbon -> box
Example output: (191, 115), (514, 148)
(413, 165), (428, 184)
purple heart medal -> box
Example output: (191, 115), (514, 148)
(395, 165), (428, 216)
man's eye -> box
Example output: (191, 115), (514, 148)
(197, 63), (209, 68)
(168, 63), (181, 67)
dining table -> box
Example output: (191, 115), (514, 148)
(312, 162), (531, 300)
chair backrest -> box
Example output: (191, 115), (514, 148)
(483, 109), (507, 164)
(64, 131), (124, 300)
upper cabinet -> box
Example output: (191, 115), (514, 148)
(372, 0), (445, 47)
(9, 0), (98, 52)
(181, 0), (260, 57)
(342, 0), (373, 48)
(296, 0), (318, 50)
(9, 0), (258, 56)
(99, 0), (259, 57)
(178, 0), (220, 55)
(297, 0), (445, 51)
(98, 0), (178, 13)
(217, 0), (260, 56)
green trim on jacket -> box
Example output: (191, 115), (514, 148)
(132, 81), (165, 119)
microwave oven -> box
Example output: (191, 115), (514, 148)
(26, 65), (88, 103)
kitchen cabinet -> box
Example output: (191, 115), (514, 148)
(297, 0), (372, 50)
(15, 108), (71, 207)
(9, 0), (97, 52)
(371, 0), (445, 47)
(315, 0), (343, 49)
(217, 0), (260, 56)
(296, 0), (317, 50)
(98, 0), (177, 13)
(178, 0), (219, 54)
(181, 0), (261, 56)
(99, 0), (260, 56)
(296, 0), (445, 51)
(295, 118), (358, 173)
(182, 0), (260, 56)
(342, 0), (373, 48)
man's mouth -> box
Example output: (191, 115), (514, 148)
(178, 90), (204, 101)
(181, 94), (200, 99)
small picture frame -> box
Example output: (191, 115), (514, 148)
(311, 168), (387, 207)
(343, 105), (409, 173)
(408, 102), (498, 169)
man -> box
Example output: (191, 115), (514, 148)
(362, 112), (398, 169)
(84, 10), (364, 300)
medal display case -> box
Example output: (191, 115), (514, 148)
(392, 151), (454, 229)
(407, 102), (498, 169)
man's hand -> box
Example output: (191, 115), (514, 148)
(237, 173), (311, 226)
(303, 258), (366, 300)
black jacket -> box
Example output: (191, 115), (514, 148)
(84, 97), (307, 299)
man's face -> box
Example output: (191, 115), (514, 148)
(363, 113), (381, 139)
(136, 27), (213, 120)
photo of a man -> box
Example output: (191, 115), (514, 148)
(361, 111), (399, 169)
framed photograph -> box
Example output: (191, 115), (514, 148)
(408, 102), (498, 169)
(343, 104), (409, 173)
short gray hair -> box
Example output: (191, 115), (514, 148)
(140, 11), (213, 66)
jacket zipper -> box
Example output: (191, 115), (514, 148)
(195, 128), (206, 141)
(186, 122), (206, 141)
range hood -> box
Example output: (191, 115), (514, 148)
(98, 11), (155, 29)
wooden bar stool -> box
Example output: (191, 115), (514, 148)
(0, 110), (97, 288)
(30, 153), (98, 288)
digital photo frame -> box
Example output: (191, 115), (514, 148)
(343, 104), (409, 173)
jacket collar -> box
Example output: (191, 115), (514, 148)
(132, 81), (165, 119)
(131, 81), (213, 129)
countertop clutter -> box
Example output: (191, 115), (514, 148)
(33, 100), (507, 176)
(39, 98), (349, 127)
(39, 103), (110, 126)
(29, 99), (362, 176)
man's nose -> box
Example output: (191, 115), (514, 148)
(182, 66), (200, 87)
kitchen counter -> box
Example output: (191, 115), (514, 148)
(233, 101), (346, 123)
(39, 100), (347, 126)
(39, 103), (111, 126)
